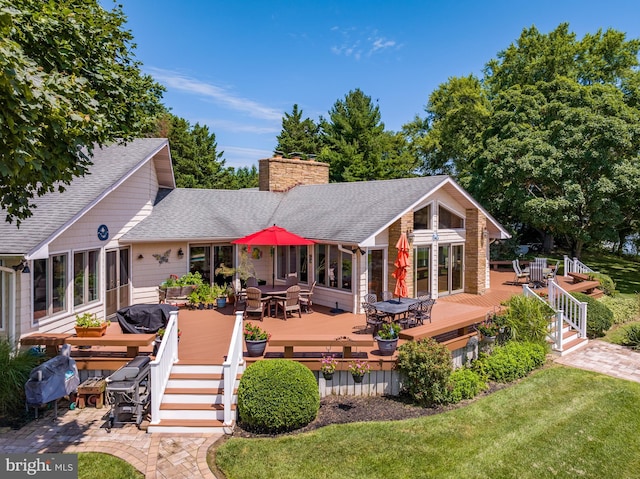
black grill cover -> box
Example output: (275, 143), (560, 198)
(25, 344), (80, 406)
(116, 304), (178, 334)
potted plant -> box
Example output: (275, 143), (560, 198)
(375, 322), (401, 356)
(211, 283), (228, 308)
(75, 313), (109, 337)
(320, 354), (338, 380)
(348, 359), (370, 383)
(477, 321), (500, 342)
(244, 323), (270, 357)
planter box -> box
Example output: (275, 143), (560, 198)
(75, 323), (108, 337)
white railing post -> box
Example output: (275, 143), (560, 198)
(223, 312), (245, 425)
(563, 255), (570, 276)
(555, 309), (564, 351)
(149, 310), (179, 425)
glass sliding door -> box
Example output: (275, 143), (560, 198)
(106, 248), (130, 317)
(189, 245), (211, 283)
(414, 246), (430, 296)
(451, 244), (464, 292)
(438, 245), (449, 294)
(438, 244), (464, 295)
(368, 249), (384, 300)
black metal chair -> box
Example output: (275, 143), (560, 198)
(363, 303), (384, 336)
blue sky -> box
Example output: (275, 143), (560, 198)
(116, 0), (640, 169)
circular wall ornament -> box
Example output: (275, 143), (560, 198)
(97, 224), (109, 241)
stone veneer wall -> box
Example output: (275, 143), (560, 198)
(387, 213), (414, 298)
(258, 156), (329, 191)
(464, 208), (487, 294)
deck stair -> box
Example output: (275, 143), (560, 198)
(146, 362), (242, 434)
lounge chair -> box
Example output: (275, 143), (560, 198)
(244, 287), (269, 321)
(274, 285), (301, 320)
(299, 281), (316, 313)
(512, 259), (529, 285)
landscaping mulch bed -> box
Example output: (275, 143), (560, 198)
(232, 382), (510, 438)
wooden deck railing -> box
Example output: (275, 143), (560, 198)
(149, 310), (179, 425)
(223, 312), (244, 425)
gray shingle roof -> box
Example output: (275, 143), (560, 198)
(0, 138), (168, 255)
(122, 176), (450, 244)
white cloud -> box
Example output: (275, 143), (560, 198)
(222, 146), (273, 169)
(330, 28), (399, 60)
(148, 68), (283, 121)
(197, 118), (280, 135)
(369, 37), (397, 54)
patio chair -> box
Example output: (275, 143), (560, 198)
(299, 281), (316, 313)
(363, 293), (392, 322)
(246, 276), (258, 288)
(274, 285), (301, 320)
(363, 303), (384, 336)
(233, 279), (247, 315)
(545, 260), (560, 282)
(529, 263), (546, 289)
(244, 287), (269, 321)
(512, 259), (529, 285)
(534, 257), (547, 268)
(285, 273), (298, 287)
(381, 291), (394, 301)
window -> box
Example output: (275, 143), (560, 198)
(414, 204), (431, 230)
(315, 245), (352, 291)
(74, 250), (99, 307)
(278, 246), (308, 283)
(34, 253), (69, 319)
(438, 206), (464, 229)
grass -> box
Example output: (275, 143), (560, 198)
(215, 366), (640, 479)
(581, 251), (640, 296)
(78, 453), (143, 479)
(602, 321), (640, 346)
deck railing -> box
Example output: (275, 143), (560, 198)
(563, 255), (595, 275)
(223, 312), (244, 425)
(149, 310), (179, 425)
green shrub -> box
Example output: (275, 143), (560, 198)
(396, 338), (452, 407)
(237, 359), (319, 433)
(588, 272), (616, 296)
(0, 340), (43, 423)
(600, 295), (640, 324)
(571, 292), (614, 338)
(476, 341), (547, 383)
(502, 295), (554, 345)
(622, 324), (640, 350)
(447, 367), (488, 404)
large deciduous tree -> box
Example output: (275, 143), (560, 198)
(319, 89), (417, 182)
(408, 24), (640, 257)
(275, 104), (321, 158)
(0, 0), (164, 224)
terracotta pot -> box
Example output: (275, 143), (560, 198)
(74, 323), (108, 337)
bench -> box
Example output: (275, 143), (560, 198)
(66, 334), (156, 358)
(568, 272), (590, 283)
(268, 335), (374, 359)
(20, 333), (74, 357)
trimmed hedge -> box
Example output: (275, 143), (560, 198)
(588, 272), (616, 296)
(475, 341), (547, 383)
(447, 367), (488, 404)
(237, 359), (319, 433)
(570, 292), (613, 338)
(396, 338), (452, 407)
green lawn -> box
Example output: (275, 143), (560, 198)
(581, 251), (640, 296)
(78, 453), (143, 479)
(215, 366), (640, 479)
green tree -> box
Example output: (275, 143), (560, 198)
(0, 0), (164, 224)
(275, 104), (321, 158)
(319, 88), (417, 182)
(408, 24), (640, 257)
(230, 166), (259, 189)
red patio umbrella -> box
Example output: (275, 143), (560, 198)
(392, 232), (410, 299)
(231, 225), (315, 286)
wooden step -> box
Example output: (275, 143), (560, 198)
(147, 418), (234, 434)
(164, 387), (225, 395)
(160, 403), (235, 411)
(169, 372), (222, 380)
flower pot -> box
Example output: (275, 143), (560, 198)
(216, 297), (227, 308)
(245, 339), (267, 357)
(482, 335), (497, 343)
(351, 373), (364, 383)
(375, 337), (398, 356)
(74, 323), (108, 337)
(322, 372), (334, 381)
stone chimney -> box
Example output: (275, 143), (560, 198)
(258, 153), (329, 192)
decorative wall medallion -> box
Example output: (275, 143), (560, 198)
(97, 224), (109, 241)
(152, 249), (171, 264)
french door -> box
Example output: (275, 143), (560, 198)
(414, 246), (430, 296)
(106, 248), (130, 317)
(437, 244), (464, 295)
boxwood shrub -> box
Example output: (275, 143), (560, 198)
(396, 338), (452, 407)
(237, 359), (319, 433)
(447, 367), (488, 404)
(475, 341), (547, 383)
(570, 292), (613, 338)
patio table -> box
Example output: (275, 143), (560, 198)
(256, 285), (309, 317)
(372, 297), (421, 322)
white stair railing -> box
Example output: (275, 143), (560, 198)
(547, 279), (588, 342)
(522, 284), (563, 349)
(222, 312), (245, 425)
(150, 310), (179, 424)
(563, 255), (595, 276)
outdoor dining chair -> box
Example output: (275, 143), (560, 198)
(274, 285), (302, 320)
(529, 263), (546, 289)
(244, 287), (269, 321)
(363, 303), (384, 336)
(381, 291), (394, 301)
(363, 293), (392, 322)
(285, 273), (298, 287)
(246, 276), (258, 288)
(512, 259), (529, 285)
(299, 280), (316, 313)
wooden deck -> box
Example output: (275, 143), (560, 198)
(58, 271), (596, 371)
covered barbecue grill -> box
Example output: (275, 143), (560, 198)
(116, 304), (177, 335)
(105, 355), (151, 429)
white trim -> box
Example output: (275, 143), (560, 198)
(25, 141), (171, 260)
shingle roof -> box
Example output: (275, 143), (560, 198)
(0, 138), (168, 255)
(122, 176), (450, 244)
